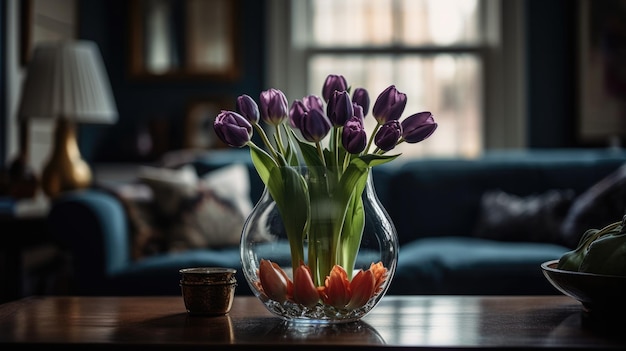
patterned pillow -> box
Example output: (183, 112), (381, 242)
(112, 164), (256, 260)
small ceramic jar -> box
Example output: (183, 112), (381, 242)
(180, 267), (237, 316)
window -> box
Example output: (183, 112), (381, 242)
(267, 0), (526, 158)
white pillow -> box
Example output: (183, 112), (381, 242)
(132, 163), (254, 250)
(199, 163), (253, 218)
(137, 165), (198, 216)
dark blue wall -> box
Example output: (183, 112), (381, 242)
(77, 0), (266, 162)
(525, 0), (577, 148)
(0, 0), (6, 167)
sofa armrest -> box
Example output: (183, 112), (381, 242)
(48, 189), (131, 294)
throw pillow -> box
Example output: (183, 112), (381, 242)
(473, 189), (575, 244)
(560, 163), (626, 249)
(137, 164), (199, 216)
(199, 162), (252, 218)
(128, 163), (255, 256)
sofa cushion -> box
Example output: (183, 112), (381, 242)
(390, 236), (569, 295)
(105, 247), (246, 295)
(560, 163), (626, 249)
(473, 189), (575, 244)
(107, 241), (294, 296)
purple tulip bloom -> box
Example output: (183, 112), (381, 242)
(372, 85), (407, 124)
(342, 116), (367, 154)
(352, 88), (370, 116)
(289, 100), (307, 129)
(260, 88), (289, 126)
(300, 108), (332, 143)
(214, 110), (253, 148)
(353, 103), (364, 121)
(302, 95), (324, 111)
(322, 74), (348, 102)
(327, 90), (354, 127)
(236, 94), (260, 124)
(401, 111), (438, 143)
(374, 120), (401, 152)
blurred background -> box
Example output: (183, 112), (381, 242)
(0, 0), (623, 176)
(2, 0), (626, 304)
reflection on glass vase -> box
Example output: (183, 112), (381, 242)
(240, 167), (398, 324)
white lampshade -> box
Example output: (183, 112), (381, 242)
(18, 40), (118, 123)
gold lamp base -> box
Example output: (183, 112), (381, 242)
(41, 118), (92, 198)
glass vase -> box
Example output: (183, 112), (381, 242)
(240, 167), (398, 324)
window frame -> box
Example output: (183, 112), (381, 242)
(265, 0), (526, 154)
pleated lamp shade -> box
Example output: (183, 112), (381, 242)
(16, 40), (118, 198)
(18, 40), (118, 123)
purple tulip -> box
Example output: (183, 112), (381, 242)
(401, 111), (438, 143)
(327, 90), (354, 127)
(290, 95), (325, 129)
(374, 120), (401, 152)
(372, 85), (407, 124)
(260, 88), (289, 126)
(302, 95), (324, 111)
(289, 100), (307, 129)
(353, 103), (364, 121)
(322, 74), (348, 102)
(236, 94), (260, 124)
(300, 108), (332, 143)
(352, 88), (370, 116)
(214, 111), (253, 148)
(342, 116), (367, 154)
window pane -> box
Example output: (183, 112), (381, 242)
(310, 0), (480, 46)
(308, 54), (482, 157)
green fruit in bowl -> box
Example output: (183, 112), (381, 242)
(556, 228), (600, 272)
(557, 217), (625, 274)
(579, 232), (626, 276)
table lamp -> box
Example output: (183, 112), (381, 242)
(17, 40), (118, 198)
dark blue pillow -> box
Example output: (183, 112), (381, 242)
(560, 163), (626, 249)
(473, 189), (575, 244)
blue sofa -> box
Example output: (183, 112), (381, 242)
(48, 148), (626, 296)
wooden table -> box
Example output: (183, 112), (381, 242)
(0, 295), (625, 350)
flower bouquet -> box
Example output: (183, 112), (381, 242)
(214, 74), (436, 321)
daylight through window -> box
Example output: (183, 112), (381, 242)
(295, 0), (485, 157)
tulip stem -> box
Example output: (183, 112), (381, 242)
(274, 124), (287, 156)
(342, 152), (350, 172)
(254, 124), (280, 162)
(365, 124), (381, 154)
(315, 142), (326, 166)
(333, 127), (341, 178)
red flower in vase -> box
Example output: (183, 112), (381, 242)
(256, 259), (388, 310)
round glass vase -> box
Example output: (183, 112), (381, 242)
(240, 167), (398, 324)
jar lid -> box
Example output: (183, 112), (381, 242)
(180, 267), (237, 285)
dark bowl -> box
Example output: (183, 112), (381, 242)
(541, 260), (626, 314)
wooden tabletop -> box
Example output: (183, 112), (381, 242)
(0, 295), (625, 350)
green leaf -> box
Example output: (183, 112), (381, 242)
(339, 190), (365, 279)
(336, 154), (397, 201)
(359, 153), (401, 168)
(282, 125), (300, 166)
(267, 166), (309, 270)
(297, 138), (325, 169)
(248, 143), (278, 186)
(331, 154), (399, 273)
